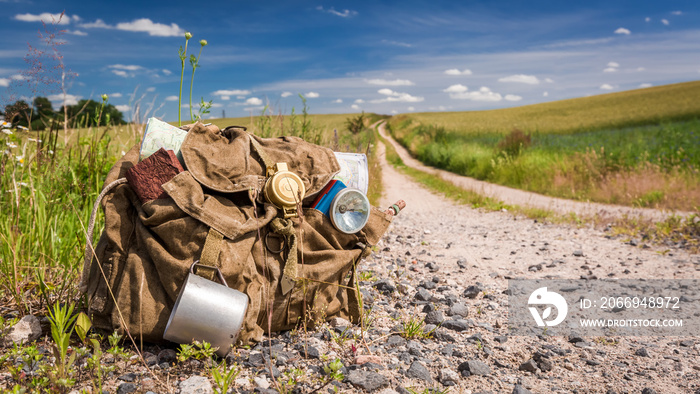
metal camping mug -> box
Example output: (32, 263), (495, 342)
(163, 261), (248, 357)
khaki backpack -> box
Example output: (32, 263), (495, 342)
(80, 122), (392, 345)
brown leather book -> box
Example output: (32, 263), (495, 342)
(125, 148), (184, 203)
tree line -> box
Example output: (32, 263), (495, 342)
(3, 97), (126, 130)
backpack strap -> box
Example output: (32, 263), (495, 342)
(195, 227), (224, 281)
(80, 177), (128, 294)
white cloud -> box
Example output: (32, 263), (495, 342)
(110, 92), (123, 98)
(444, 69), (472, 76)
(316, 6), (358, 18)
(637, 67), (646, 72)
(446, 86), (502, 102)
(408, 106), (415, 111)
(381, 40), (412, 48)
(213, 89), (250, 97)
(0, 78), (9, 87)
(110, 64), (143, 71)
(615, 27), (631, 35)
(645, 17), (651, 22)
(600, 84), (614, 90)
(607, 62), (620, 68)
(371, 89), (424, 103)
(11, 74), (24, 81)
(68, 30), (87, 36)
(603, 68), (617, 73)
(80, 19), (111, 29)
(443, 84), (468, 93)
(365, 78), (415, 86)
(281, 91), (293, 98)
(354, 99), (364, 104)
(661, 19), (669, 26)
(505, 94), (522, 101)
(671, 11), (683, 16)
(47, 93), (80, 107)
(639, 83), (652, 88)
(115, 105), (130, 112)
(146, 87), (156, 92)
(333, 99), (343, 103)
(543, 91), (549, 97)
(498, 74), (540, 84)
(116, 18), (185, 37)
(220, 96), (230, 101)
(544, 78), (554, 83)
(351, 104), (361, 110)
(14, 12), (71, 25)
(111, 70), (129, 78)
(165, 95), (179, 101)
(305, 92), (320, 98)
(245, 97), (263, 106)
(162, 69), (172, 76)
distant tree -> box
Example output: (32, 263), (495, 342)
(60, 99), (126, 127)
(4, 100), (31, 127)
(31, 96), (57, 130)
(345, 111), (367, 135)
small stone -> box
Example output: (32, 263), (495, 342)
(158, 348), (177, 364)
(415, 288), (433, 301)
(537, 357), (553, 372)
(494, 336), (508, 343)
(180, 376), (213, 394)
(585, 359), (601, 366)
(360, 289), (375, 305)
(458, 360), (491, 376)
(116, 383), (137, 394)
(346, 369), (389, 392)
(439, 368), (460, 386)
(406, 361), (432, 382)
(248, 352), (267, 367)
(118, 372), (137, 382)
(680, 340), (695, 347)
(424, 310), (445, 325)
(354, 355), (382, 365)
(512, 385), (532, 394)
(463, 285), (482, 299)
(448, 303), (469, 318)
(641, 389), (657, 394)
(635, 348), (650, 358)
(386, 335), (406, 347)
(142, 351), (158, 366)
(441, 319), (469, 332)
(253, 376), (270, 389)
(373, 279), (396, 295)
(329, 317), (352, 327)
(3, 315), (42, 346)
(573, 250), (584, 257)
(457, 258), (468, 269)
(519, 359), (538, 372)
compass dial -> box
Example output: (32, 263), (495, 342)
(329, 188), (370, 234)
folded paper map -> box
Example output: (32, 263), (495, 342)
(333, 152), (368, 194)
(139, 117), (188, 165)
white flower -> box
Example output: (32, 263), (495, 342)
(17, 182), (29, 187)
(17, 125), (28, 131)
(16, 155), (24, 165)
(1, 128), (12, 135)
(48, 150), (54, 154)
(6, 142), (17, 148)
(1, 121), (9, 127)
(27, 138), (42, 143)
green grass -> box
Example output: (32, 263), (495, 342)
(392, 80), (700, 137)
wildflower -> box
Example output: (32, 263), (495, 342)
(16, 155), (24, 164)
(200, 39), (207, 47)
(185, 32), (192, 40)
(17, 125), (28, 131)
(17, 182), (28, 187)
(1, 128), (12, 135)
(48, 150), (54, 155)
(101, 94), (109, 101)
(1, 121), (9, 127)
(27, 138), (42, 143)
(6, 142), (17, 148)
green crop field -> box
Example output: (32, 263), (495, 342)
(388, 81), (700, 211)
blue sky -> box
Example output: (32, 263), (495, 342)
(1, 0), (699, 121)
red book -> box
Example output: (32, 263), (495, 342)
(125, 148), (184, 203)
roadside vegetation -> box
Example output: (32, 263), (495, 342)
(388, 81), (700, 211)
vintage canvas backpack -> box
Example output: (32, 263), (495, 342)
(80, 122), (392, 345)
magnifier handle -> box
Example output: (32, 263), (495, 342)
(385, 200), (406, 216)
